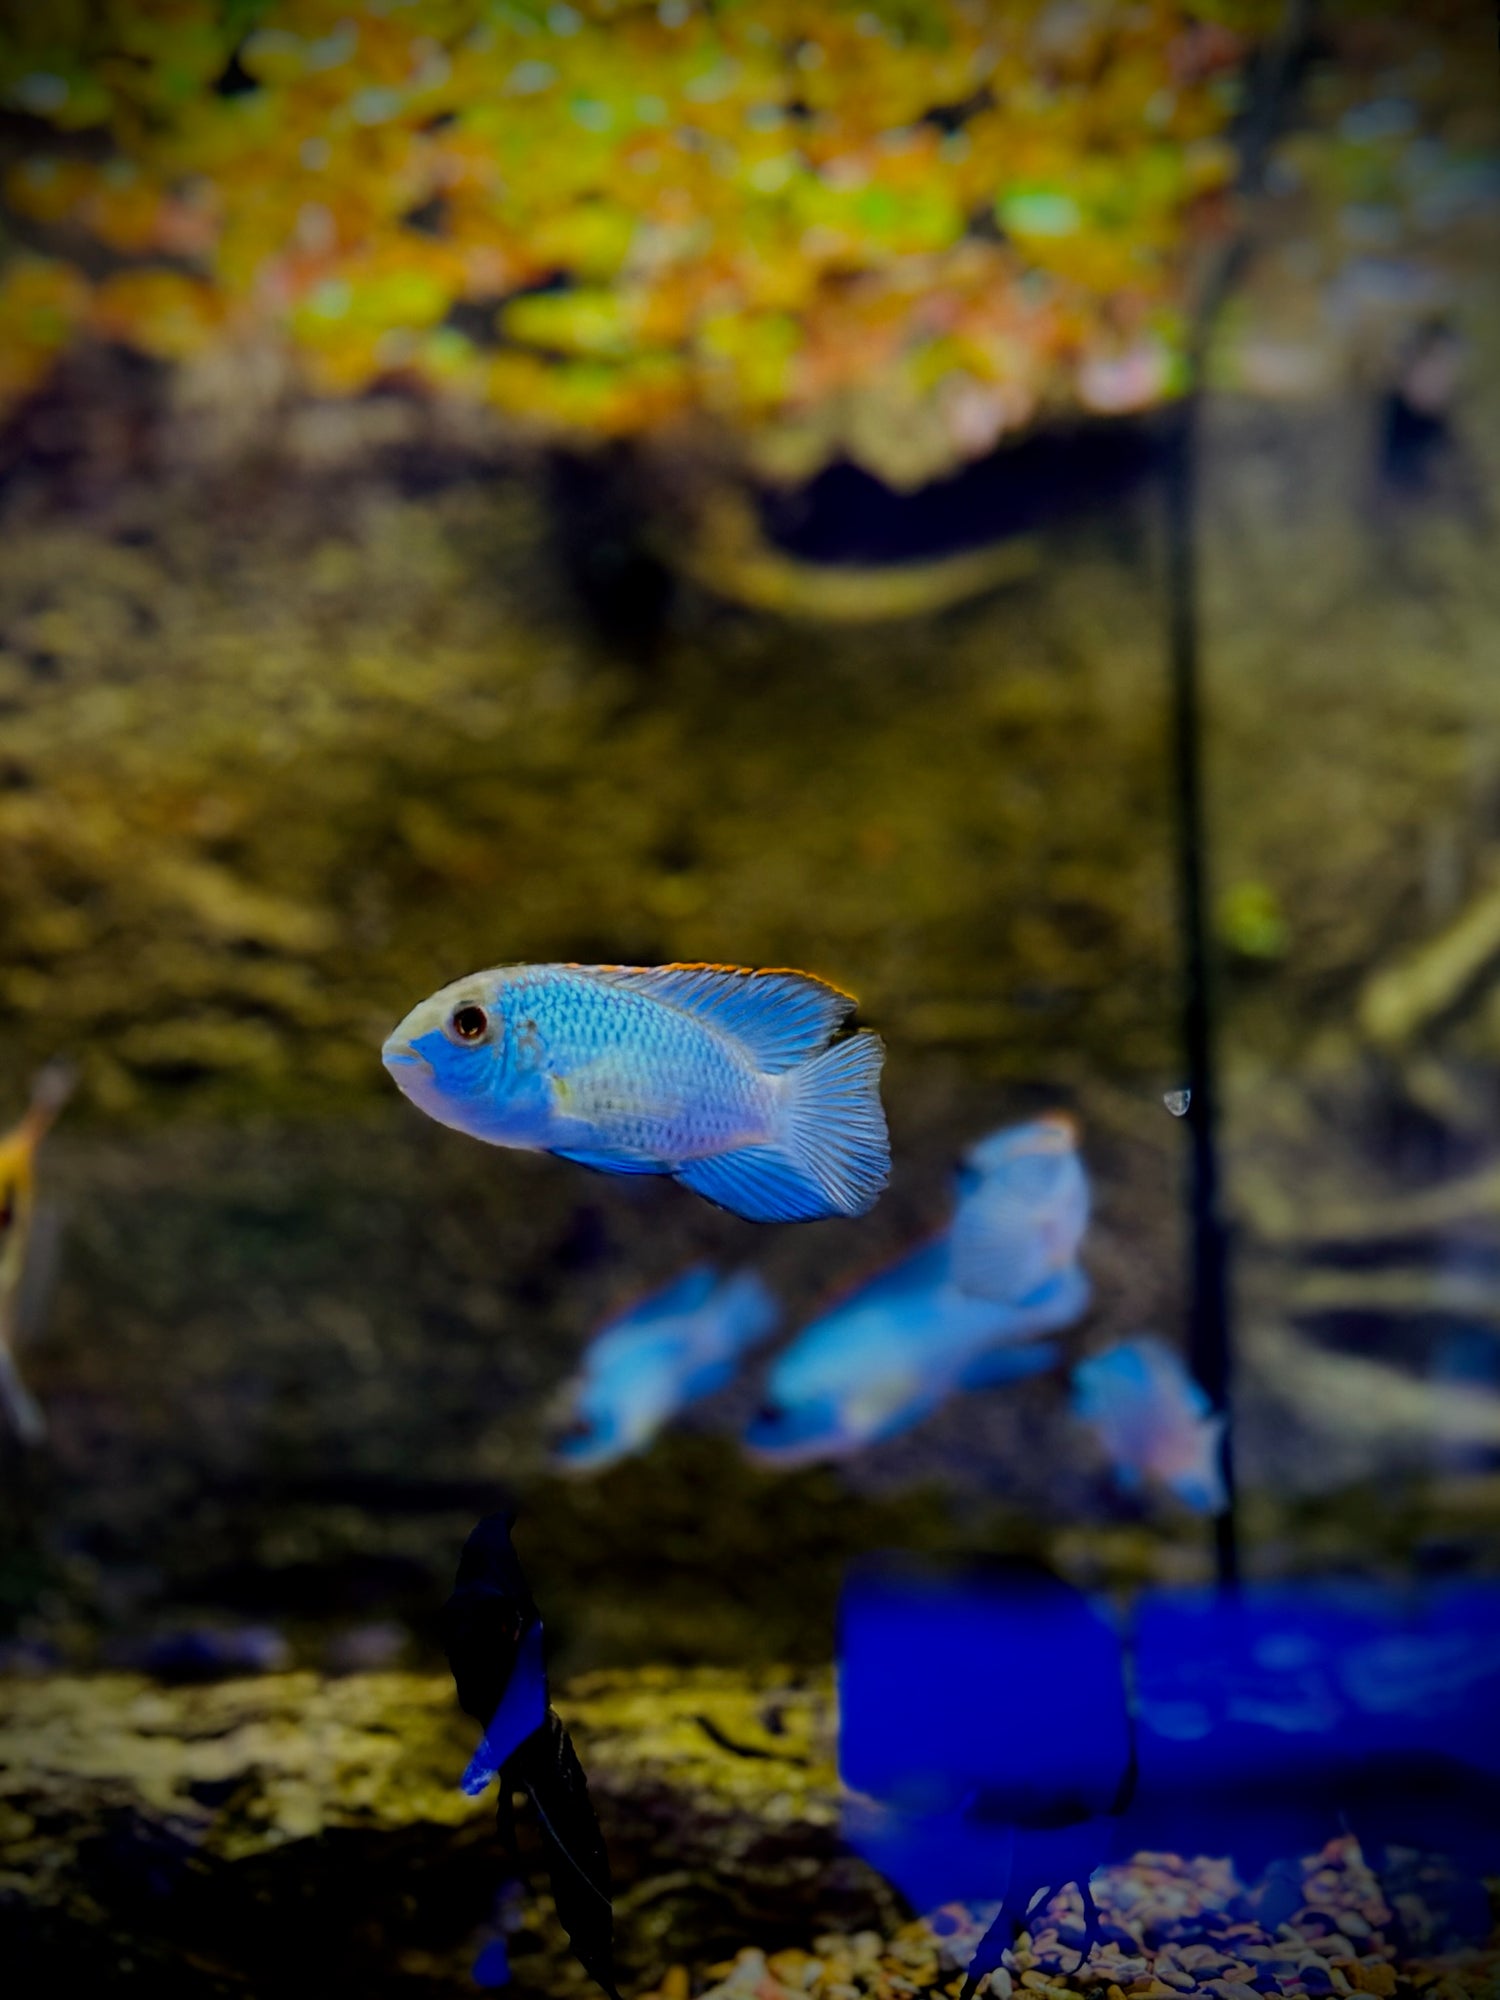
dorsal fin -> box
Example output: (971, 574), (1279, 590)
(596, 1263), (719, 1344)
(584, 963), (856, 1073)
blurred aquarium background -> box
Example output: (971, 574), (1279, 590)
(0, 1), (1499, 1995)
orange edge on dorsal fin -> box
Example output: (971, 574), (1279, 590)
(1035, 1110), (1079, 1143)
(576, 961), (857, 1001)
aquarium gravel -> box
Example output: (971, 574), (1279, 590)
(666, 1841), (1496, 2000)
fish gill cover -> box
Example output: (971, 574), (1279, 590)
(0, 0), (1273, 487)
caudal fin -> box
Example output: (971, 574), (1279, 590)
(676, 1033), (888, 1224)
(713, 1269), (780, 1348)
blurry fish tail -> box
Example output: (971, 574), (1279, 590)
(710, 1270), (781, 1356)
(0, 1344), (46, 1447)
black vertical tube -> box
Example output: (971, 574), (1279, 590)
(1160, 0), (1311, 1594)
(1164, 387), (1238, 1591)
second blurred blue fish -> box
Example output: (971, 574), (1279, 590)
(949, 1112), (1090, 1303)
(555, 1264), (780, 1471)
(1070, 1336), (1226, 1514)
(745, 1235), (1088, 1466)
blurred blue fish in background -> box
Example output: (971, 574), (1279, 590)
(1071, 1335), (1226, 1514)
(746, 1112), (1094, 1464)
(383, 961), (889, 1223)
(745, 1235), (1087, 1465)
(554, 1265), (780, 1471)
(950, 1112), (1090, 1304)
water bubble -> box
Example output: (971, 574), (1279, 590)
(1164, 1088), (1191, 1117)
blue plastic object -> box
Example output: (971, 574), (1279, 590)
(838, 1561), (1500, 1936)
(839, 1557), (1130, 1822)
(1135, 1582), (1500, 1783)
(839, 1558), (1130, 1921)
(1128, 1581), (1500, 1883)
(472, 1936), (511, 1988)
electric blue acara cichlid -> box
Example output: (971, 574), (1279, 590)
(555, 1264), (779, 1472)
(382, 961), (889, 1225)
(743, 1233), (1086, 1467)
(1070, 1335), (1227, 1515)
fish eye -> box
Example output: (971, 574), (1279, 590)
(448, 1003), (490, 1044)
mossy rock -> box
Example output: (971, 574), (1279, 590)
(0, 1664), (898, 1997)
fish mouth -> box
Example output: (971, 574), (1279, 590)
(742, 1401), (843, 1469)
(381, 1036), (433, 1079)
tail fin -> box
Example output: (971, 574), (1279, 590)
(0, 1343), (46, 1446)
(675, 1032), (888, 1223)
(706, 1270), (781, 1358)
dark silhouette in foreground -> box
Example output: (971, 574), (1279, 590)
(443, 1509), (622, 2000)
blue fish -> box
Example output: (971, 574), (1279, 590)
(745, 1233), (1087, 1465)
(1070, 1336), (1226, 1514)
(555, 1264), (780, 1471)
(949, 1113), (1089, 1303)
(383, 962), (888, 1224)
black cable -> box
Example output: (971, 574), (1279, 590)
(1165, 0), (1315, 1592)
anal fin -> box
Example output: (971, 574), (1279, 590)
(551, 1148), (668, 1177)
(675, 1145), (836, 1224)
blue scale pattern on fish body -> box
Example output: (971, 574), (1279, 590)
(465, 969), (771, 1165)
(533, 974), (769, 1161)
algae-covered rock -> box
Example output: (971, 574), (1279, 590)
(0, 1664), (887, 1997)
(0, 1669), (480, 1858)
